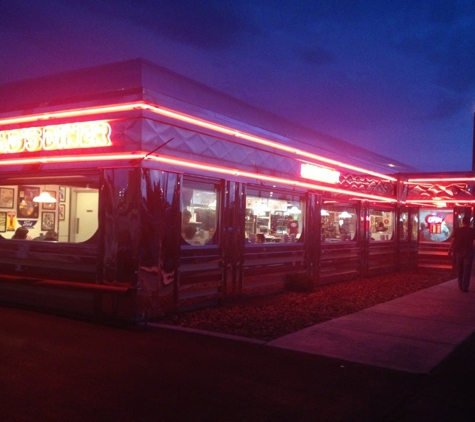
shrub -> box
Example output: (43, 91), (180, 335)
(284, 273), (314, 293)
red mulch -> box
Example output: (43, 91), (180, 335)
(157, 270), (455, 341)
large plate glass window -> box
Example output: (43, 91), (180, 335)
(181, 178), (218, 246)
(398, 211), (409, 241)
(321, 202), (357, 242)
(0, 172), (99, 243)
(369, 208), (395, 241)
(418, 209), (453, 242)
(246, 189), (304, 243)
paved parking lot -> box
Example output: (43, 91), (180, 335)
(1, 279), (475, 421)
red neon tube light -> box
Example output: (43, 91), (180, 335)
(405, 177), (475, 183)
(0, 101), (397, 182)
(0, 151), (396, 203)
(405, 199), (475, 204)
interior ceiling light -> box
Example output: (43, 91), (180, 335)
(33, 191), (56, 203)
(339, 211), (352, 218)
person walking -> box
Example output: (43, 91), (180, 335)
(449, 215), (475, 292)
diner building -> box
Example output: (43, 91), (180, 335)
(0, 59), (474, 322)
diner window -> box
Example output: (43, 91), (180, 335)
(369, 209), (395, 241)
(245, 190), (304, 243)
(321, 203), (357, 242)
(418, 209), (453, 242)
(399, 212), (408, 241)
(181, 179), (218, 246)
(0, 174), (99, 243)
(411, 213), (419, 241)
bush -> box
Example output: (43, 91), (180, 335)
(284, 273), (314, 293)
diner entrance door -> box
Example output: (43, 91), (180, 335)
(70, 190), (99, 242)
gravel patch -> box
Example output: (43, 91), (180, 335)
(158, 270), (455, 341)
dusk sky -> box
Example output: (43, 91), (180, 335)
(1, 1), (475, 172)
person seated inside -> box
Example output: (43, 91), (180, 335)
(182, 209), (192, 227)
(12, 227), (30, 240)
(44, 230), (58, 241)
(256, 233), (266, 243)
(183, 225), (201, 245)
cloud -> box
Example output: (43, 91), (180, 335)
(1, 0), (474, 172)
(389, 2), (475, 92)
(80, 0), (258, 49)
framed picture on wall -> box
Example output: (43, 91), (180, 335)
(0, 212), (6, 232)
(41, 212), (55, 231)
(59, 186), (66, 203)
(59, 204), (66, 221)
(0, 188), (14, 209)
(42, 191), (57, 210)
(17, 186), (39, 219)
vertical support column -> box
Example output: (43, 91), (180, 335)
(306, 193), (320, 287)
(360, 201), (369, 278)
(395, 174), (406, 272)
(156, 172), (181, 314)
(221, 181), (245, 300)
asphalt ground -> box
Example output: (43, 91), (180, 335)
(1, 297), (475, 421)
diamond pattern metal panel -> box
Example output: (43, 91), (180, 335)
(142, 119), (300, 178)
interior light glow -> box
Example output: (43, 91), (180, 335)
(33, 191), (56, 203)
(0, 151), (396, 203)
(0, 121), (111, 154)
(288, 206), (302, 214)
(0, 101), (396, 182)
(339, 211), (352, 218)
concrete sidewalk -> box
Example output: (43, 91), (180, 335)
(268, 278), (475, 373)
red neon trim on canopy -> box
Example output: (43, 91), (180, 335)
(144, 154), (395, 202)
(0, 101), (397, 182)
(0, 151), (396, 203)
(405, 199), (475, 204)
(405, 177), (475, 183)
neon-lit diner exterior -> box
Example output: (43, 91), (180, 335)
(0, 59), (474, 322)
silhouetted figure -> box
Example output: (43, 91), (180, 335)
(12, 227), (29, 240)
(44, 230), (58, 241)
(449, 216), (475, 292)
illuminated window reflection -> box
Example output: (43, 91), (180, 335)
(369, 209), (395, 241)
(181, 179), (218, 246)
(0, 177), (98, 243)
(321, 203), (356, 242)
(246, 190), (304, 244)
(418, 210), (452, 242)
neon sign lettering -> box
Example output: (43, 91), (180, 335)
(425, 214), (443, 225)
(0, 121), (112, 154)
(300, 163), (340, 184)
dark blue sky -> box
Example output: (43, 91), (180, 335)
(1, 1), (475, 172)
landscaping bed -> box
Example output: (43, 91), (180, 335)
(157, 270), (455, 341)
